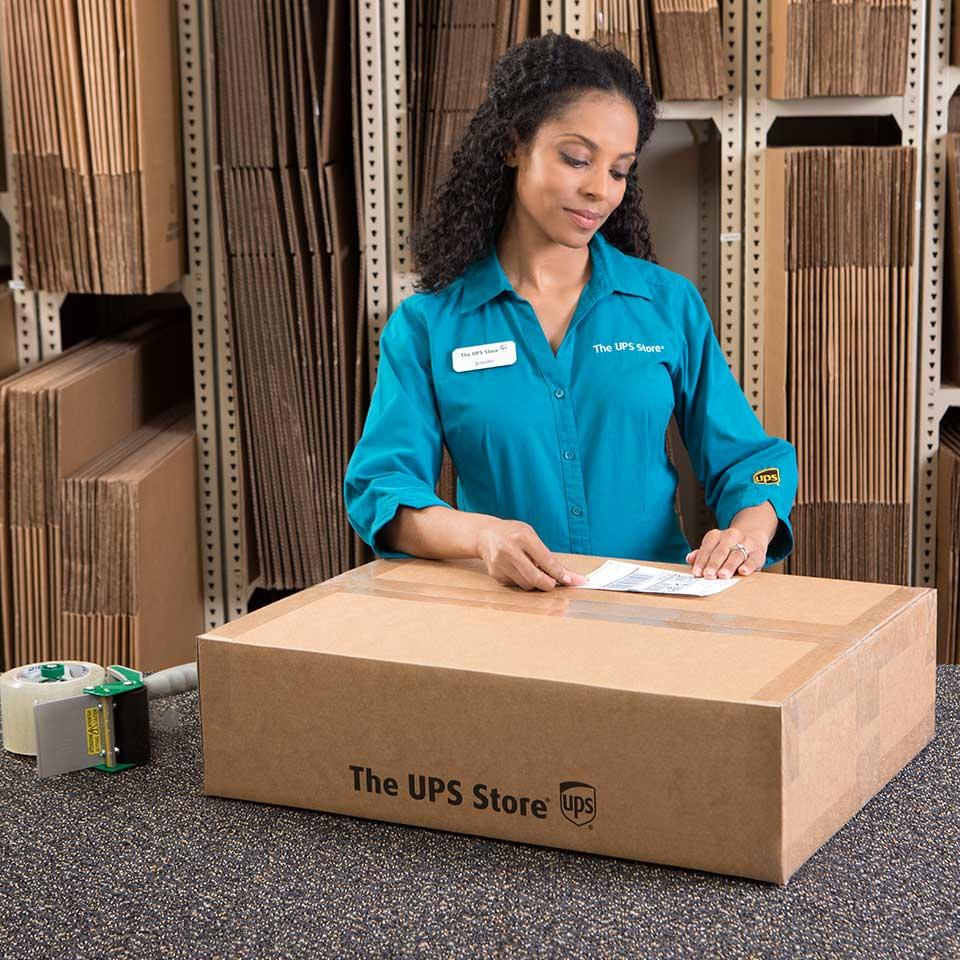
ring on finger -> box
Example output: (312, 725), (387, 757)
(732, 542), (749, 565)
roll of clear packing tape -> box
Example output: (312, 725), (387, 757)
(1, 661), (105, 756)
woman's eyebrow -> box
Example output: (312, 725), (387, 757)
(558, 132), (637, 159)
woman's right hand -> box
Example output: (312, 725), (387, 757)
(474, 518), (589, 591)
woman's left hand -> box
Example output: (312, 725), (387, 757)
(685, 526), (768, 579)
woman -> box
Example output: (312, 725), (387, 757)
(344, 33), (797, 592)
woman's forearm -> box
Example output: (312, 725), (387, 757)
(379, 505), (491, 560)
(730, 501), (778, 547)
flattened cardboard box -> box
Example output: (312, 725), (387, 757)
(198, 555), (936, 885)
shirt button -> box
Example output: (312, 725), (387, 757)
(570, 506), (582, 517)
(563, 450), (576, 460)
(554, 388), (565, 400)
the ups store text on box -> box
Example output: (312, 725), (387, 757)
(198, 554), (936, 884)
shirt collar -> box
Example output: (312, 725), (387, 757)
(458, 230), (653, 315)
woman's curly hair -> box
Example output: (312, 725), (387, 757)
(410, 32), (659, 293)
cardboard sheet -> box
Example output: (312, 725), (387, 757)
(61, 405), (203, 671)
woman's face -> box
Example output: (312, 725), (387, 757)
(506, 90), (639, 247)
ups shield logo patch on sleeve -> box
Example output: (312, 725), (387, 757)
(753, 467), (781, 485)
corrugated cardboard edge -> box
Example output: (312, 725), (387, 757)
(136, 426), (204, 670)
(130, 0), (184, 290)
(767, 0), (789, 99)
(778, 588), (937, 883)
(763, 149), (788, 439)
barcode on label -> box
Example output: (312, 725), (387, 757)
(604, 571), (661, 591)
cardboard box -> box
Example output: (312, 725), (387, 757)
(198, 554), (936, 885)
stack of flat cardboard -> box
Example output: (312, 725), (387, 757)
(199, 553), (936, 885)
(408, 1), (535, 221)
(650, 0), (725, 100)
(1, 0), (183, 293)
(213, 0), (362, 590)
(768, 0), (910, 98)
(0, 319), (192, 670)
(937, 413), (960, 665)
(583, 0), (724, 101)
(61, 404), (201, 672)
(944, 133), (960, 387)
(763, 146), (916, 585)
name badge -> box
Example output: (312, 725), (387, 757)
(451, 340), (517, 373)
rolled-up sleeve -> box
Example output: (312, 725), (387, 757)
(343, 300), (452, 558)
(671, 279), (798, 567)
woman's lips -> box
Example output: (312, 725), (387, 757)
(565, 208), (601, 230)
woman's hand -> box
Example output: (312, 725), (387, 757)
(475, 518), (589, 591)
(685, 526), (769, 579)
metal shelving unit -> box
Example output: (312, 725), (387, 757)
(177, 0), (240, 631)
(362, 0), (393, 380)
(744, 0), (927, 582)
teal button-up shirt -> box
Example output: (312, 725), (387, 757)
(344, 231), (797, 567)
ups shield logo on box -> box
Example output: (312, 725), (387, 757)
(560, 781), (596, 826)
(752, 467), (781, 485)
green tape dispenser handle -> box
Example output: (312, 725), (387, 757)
(83, 665), (144, 698)
(81, 662), (197, 701)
